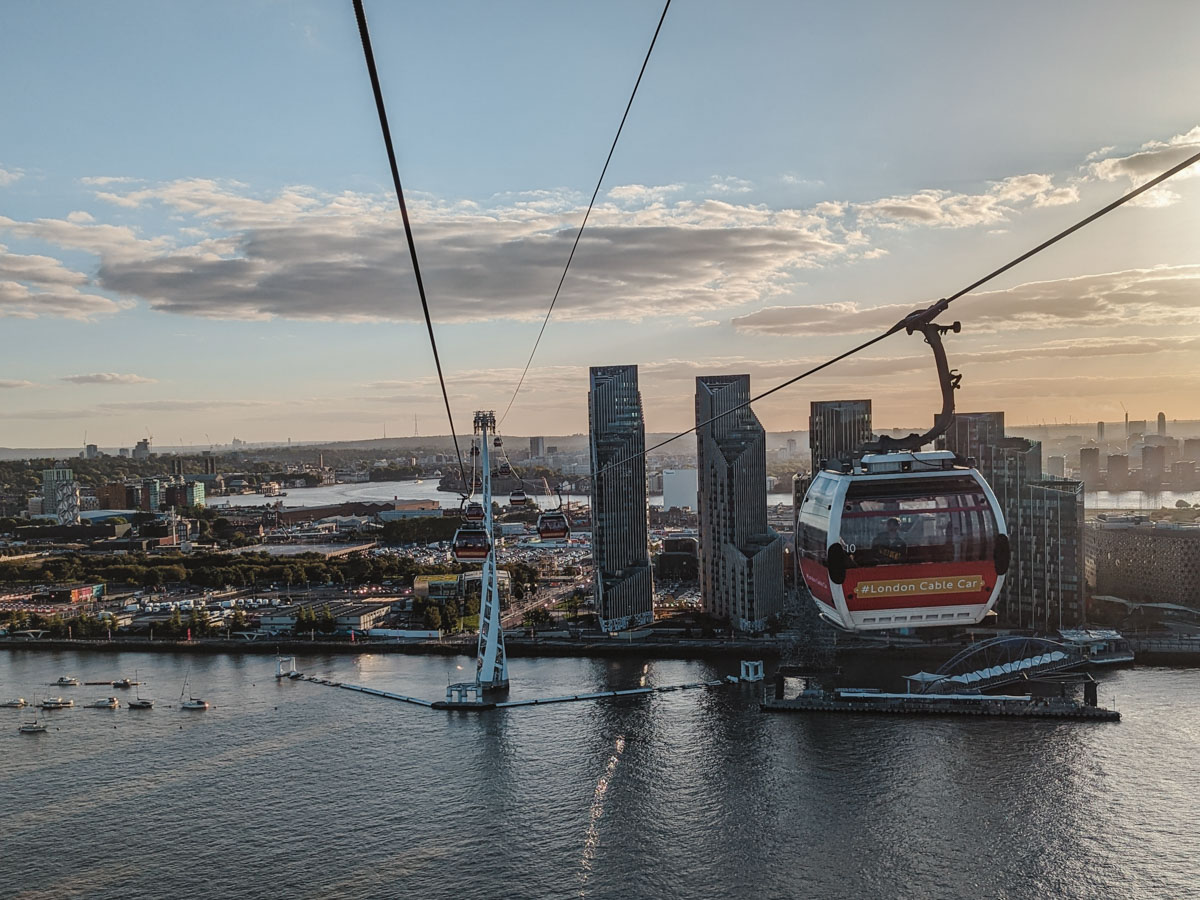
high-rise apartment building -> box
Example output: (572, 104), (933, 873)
(808, 400), (872, 474)
(696, 375), (784, 632)
(41, 462), (80, 525)
(133, 438), (152, 461)
(1097, 421), (1105, 442)
(1184, 438), (1200, 462)
(1047, 456), (1066, 477)
(1079, 447), (1101, 487)
(1157, 412), (1167, 437)
(942, 413), (1085, 628)
(1106, 454), (1130, 492)
(529, 436), (545, 459)
(1142, 445), (1166, 488)
(588, 365), (653, 631)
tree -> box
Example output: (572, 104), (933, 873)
(227, 608), (249, 631)
(166, 607), (183, 639)
(523, 607), (553, 628)
(423, 605), (442, 630)
(441, 602), (460, 633)
(317, 604), (336, 634)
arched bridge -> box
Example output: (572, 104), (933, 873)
(907, 636), (1085, 694)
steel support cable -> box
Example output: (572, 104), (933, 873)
(352, 0), (467, 489)
(594, 146), (1200, 479)
(498, 0), (672, 426)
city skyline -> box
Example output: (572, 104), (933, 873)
(3, 2), (1200, 445)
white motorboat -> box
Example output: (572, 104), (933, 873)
(40, 697), (74, 709)
(1, 698), (26, 708)
(86, 697), (120, 709)
(112, 678), (133, 689)
(54, 676), (80, 687)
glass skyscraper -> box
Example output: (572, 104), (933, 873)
(588, 365), (653, 631)
(696, 375), (784, 632)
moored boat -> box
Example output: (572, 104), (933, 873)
(19, 718), (47, 734)
(40, 697), (74, 709)
(1, 698), (27, 708)
(54, 676), (80, 687)
(86, 697), (120, 709)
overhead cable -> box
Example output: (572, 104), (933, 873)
(498, 0), (673, 426)
(352, 0), (468, 487)
(596, 146), (1200, 477)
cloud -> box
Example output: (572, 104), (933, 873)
(606, 183), (683, 203)
(0, 166), (22, 187)
(731, 265), (1200, 335)
(66, 210), (95, 223)
(16, 180), (846, 324)
(709, 175), (753, 194)
(0, 243), (130, 320)
(0, 379), (33, 389)
(1087, 126), (1200, 189)
(854, 172), (1078, 228)
(60, 373), (158, 385)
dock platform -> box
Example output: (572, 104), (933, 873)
(762, 689), (1120, 720)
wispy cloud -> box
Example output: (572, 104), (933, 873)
(0, 379), (33, 389)
(731, 265), (1200, 336)
(60, 373), (158, 385)
(0, 166), (22, 187)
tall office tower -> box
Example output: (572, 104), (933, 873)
(529, 436), (545, 459)
(1047, 455), (1066, 477)
(1157, 411), (1167, 437)
(941, 412), (1085, 627)
(133, 438), (151, 461)
(1097, 421), (1105, 442)
(1079, 447), (1101, 487)
(589, 365), (653, 631)
(1106, 454), (1129, 492)
(696, 375), (784, 632)
(786, 438), (797, 459)
(808, 399), (872, 474)
(1184, 438), (1200, 461)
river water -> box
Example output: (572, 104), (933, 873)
(1, 650), (1196, 899)
(211, 480), (1200, 512)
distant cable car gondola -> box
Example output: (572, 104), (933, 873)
(463, 501), (485, 523)
(451, 526), (491, 561)
(796, 310), (1009, 632)
(537, 511), (569, 541)
(509, 489), (527, 506)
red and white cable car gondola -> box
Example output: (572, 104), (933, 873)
(451, 526), (491, 561)
(463, 501), (485, 523)
(536, 511), (570, 540)
(797, 451), (1009, 631)
(509, 489), (527, 506)
(796, 310), (1010, 632)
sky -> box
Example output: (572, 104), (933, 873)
(2, 0), (1200, 449)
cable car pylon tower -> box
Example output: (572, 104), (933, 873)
(440, 411), (509, 707)
(473, 411), (509, 692)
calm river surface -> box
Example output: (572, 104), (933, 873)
(1, 651), (1197, 900)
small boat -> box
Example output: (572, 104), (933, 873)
(129, 670), (153, 708)
(19, 718), (47, 734)
(1, 698), (26, 708)
(112, 678), (133, 689)
(178, 669), (209, 710)
(54, 676), (80, 687)
(40, 697), (74, 709)
(287, 671), (305, 680)
(86, 697), (120, 709)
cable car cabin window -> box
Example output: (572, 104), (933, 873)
(797, 475), (836, 561)
(841, 477), (995, 567)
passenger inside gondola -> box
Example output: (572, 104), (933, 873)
(872, 517), (907, 563)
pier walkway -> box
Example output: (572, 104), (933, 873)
(313, 678), (726, 710)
